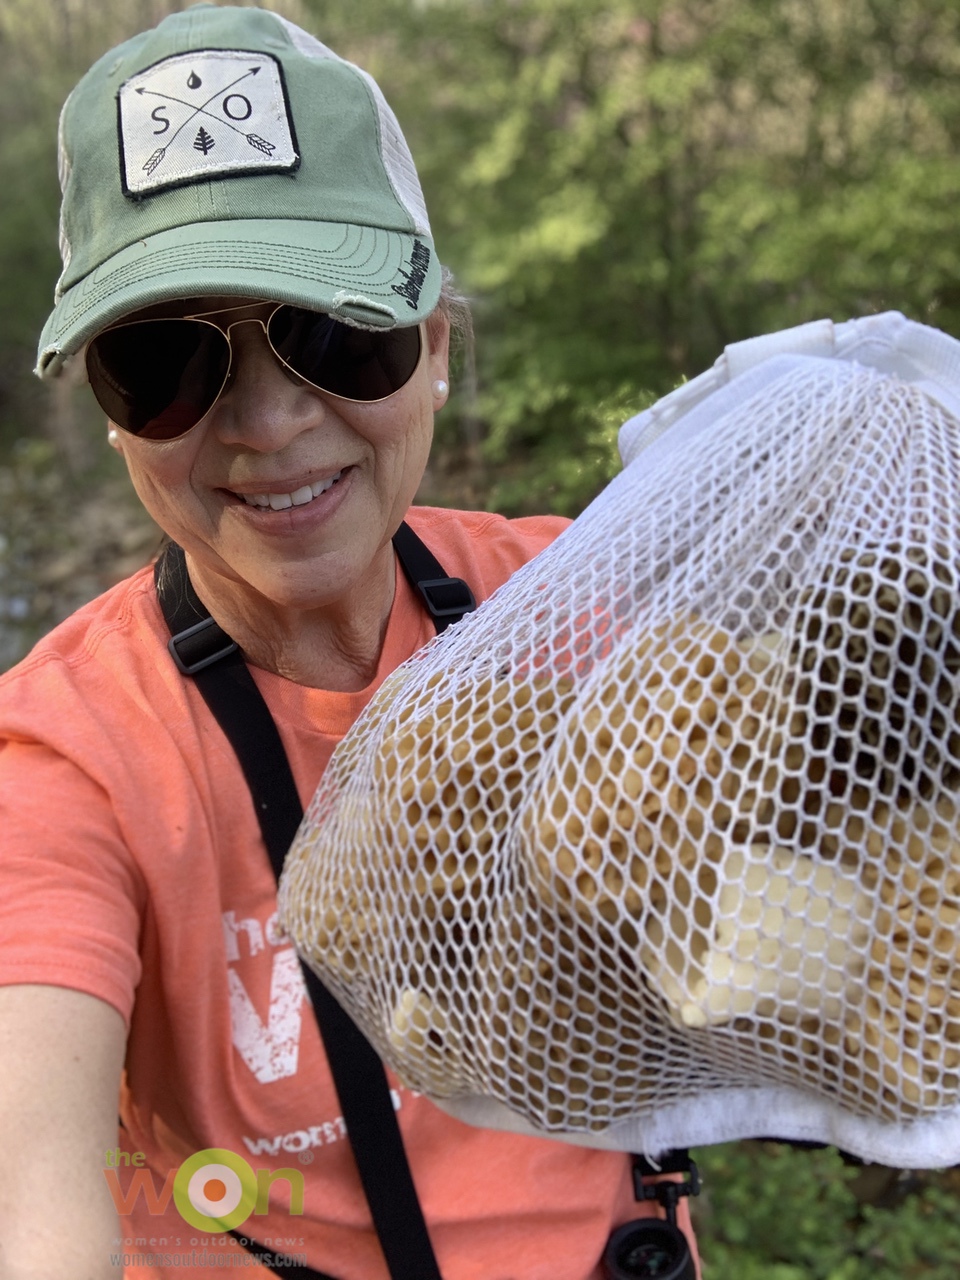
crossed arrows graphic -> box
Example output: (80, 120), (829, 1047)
(136, 66), (278, 176)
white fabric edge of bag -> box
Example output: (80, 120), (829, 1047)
(619, 310), (960, 468)
(433, 1088), (960, 1169)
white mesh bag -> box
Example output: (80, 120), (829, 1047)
(278, 311), (960, 1166)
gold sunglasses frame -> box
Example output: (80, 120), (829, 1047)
(87, 301), (426, 441)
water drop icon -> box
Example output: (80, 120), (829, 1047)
(187, 71), (202, 90)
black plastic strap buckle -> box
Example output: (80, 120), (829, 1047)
(168, 616), (239, 676)
(633, 1151), (700, 1225)
(415, 576), (476, 623)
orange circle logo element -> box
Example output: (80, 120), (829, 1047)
(173, 1149), (258, 1231)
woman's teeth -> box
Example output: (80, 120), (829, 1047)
(241, 470), (343, 510)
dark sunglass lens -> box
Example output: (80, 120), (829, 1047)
(86, 320), (230, 439)
(269, 308), (421, 401)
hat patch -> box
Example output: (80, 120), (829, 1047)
(118, 49), (299, 198)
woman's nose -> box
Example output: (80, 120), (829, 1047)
(209, 319), (325, 450)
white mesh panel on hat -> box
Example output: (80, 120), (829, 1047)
(274, 15), (431, 236)
(54, 93), (75, 302)
(279, 312), (960, 1166)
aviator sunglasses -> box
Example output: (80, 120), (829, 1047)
(85, 302), (424, 441)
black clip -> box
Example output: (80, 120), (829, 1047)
(416, 576), (476, 623)
(168, 616), (239, 676)
(633, 1151), (700, 1228)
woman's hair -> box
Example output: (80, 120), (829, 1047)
(435, 266), (474, 364)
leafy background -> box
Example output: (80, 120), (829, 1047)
(4, 0), (960, 1270)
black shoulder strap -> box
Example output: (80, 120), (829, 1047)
(154, 522), (474, 1280)
(391, 520), (475, 630)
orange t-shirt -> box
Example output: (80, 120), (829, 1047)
(0, 506), (697, 1280)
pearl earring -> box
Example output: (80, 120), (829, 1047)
(107, 428), (120, 448)
(432, 379), (449, 400)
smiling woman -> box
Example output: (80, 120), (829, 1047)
(0, 6), (697, 1280)
(108, 295), (445, 689)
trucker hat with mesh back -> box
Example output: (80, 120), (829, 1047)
(36, 3), (441, 377)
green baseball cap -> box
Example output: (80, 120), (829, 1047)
(37, 4), (440, 377)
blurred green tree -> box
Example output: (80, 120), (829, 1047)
(301, 0), (960, 513)
(8, 0), (960, 513)
(694, 1142), (960, 1279)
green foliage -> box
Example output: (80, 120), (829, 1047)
(0, 438), (67, 666)
(10, 0), (960, 515)
(0, 432), (157, 666)
(302, 0), (960, 514)
(693, 1143), (960, 1279)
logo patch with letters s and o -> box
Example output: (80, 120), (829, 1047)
(118, 49), (300, 198)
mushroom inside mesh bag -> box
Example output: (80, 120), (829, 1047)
(279, 311), (960, 1167)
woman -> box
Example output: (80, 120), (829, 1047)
(0, 7), (698, 1278)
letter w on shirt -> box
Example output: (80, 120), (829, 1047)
(228, 947), (307, 1082)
